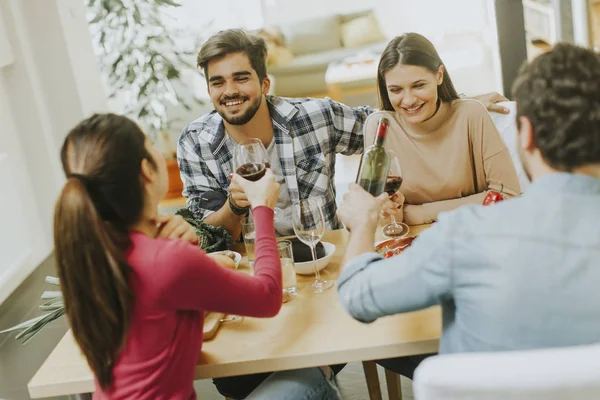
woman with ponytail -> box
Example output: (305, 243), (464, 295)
(54, 114), (340, 399)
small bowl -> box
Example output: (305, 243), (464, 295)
(382, 222), (410, 239)
(210, 251), (242, 269)
(293, 242), (336, 275)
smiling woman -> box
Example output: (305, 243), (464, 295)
(363, 32), (521, 226)
(377, 32), (459, 119)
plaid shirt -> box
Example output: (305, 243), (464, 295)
(177, 95), (373, 230)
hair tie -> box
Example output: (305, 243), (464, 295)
(66, 173), (119, 221)
(67, 173), (92, 185)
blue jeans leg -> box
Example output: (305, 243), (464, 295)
(246, 367), (341, 400)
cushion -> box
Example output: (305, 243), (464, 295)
(283, 15), (342, 56)
(268, 40), (388, 75)
(340, 11), (386, 48)
(340, 9), (372, 24)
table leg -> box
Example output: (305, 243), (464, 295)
(361, 360), (383, 400)
(385, 368), (403, 400)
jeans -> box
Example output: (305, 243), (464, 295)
(246, 367), (341, 400)
(376, 353), (436, 380)
(213, 364), (345, 399)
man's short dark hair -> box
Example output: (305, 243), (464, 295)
(512, 43), (600, 171)
(197, 29), (268, 82)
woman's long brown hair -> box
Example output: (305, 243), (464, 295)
(54, 114), (155, 389)
(377, 32), (459, 111)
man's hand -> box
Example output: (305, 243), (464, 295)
(338, 184), (388, 232)
(472, 92), (510, 114)
(156, 214), (198, 243)
(228, 177), (251, 209)
(232, 169), (280, 209)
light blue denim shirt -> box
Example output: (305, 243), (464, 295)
(338, 173), (600, 354)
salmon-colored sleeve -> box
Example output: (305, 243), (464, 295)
(476, 103), (522, 198)
(152, 206), (282, 317)
(403, 103), (522, 225)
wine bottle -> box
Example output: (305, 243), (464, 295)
(356, 117), (390, 196)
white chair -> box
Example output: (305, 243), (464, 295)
(413, 344), (600, 400)
(488, 101), (530, 192)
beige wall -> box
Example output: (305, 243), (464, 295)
(591, 0), (600, 49)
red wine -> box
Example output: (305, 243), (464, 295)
(237, 163), (266, 181)
(384, 176), (403, 196)
(355, 118), (390, 196)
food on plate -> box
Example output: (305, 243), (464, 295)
(482, 190), (504, 206)
(214, 250), (237, 260)
(207, 253), (237, 269)
(375, 237), (415, 258)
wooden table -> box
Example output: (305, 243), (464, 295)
(28, 226), (441, 398)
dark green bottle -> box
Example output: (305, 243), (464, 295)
(356, 118), (390, 196)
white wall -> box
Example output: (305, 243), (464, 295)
(263, 0), (372, 25)
(0, 0), (107, 304)
(263, 0), (489, 37)
(263, 0), (503, 95)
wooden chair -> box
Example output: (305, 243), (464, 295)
(362, 360), (403, 400)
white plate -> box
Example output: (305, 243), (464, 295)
(293, 242), (336, 275)
(210, 251), (242, 269)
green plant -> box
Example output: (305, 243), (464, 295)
(0, 277), (64, 345)
(86, 0), (206, 138)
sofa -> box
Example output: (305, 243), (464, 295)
(266, 10), (388, 98)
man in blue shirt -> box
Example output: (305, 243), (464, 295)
(337, 43), (600, 379)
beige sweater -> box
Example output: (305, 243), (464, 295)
(364, 100), (521, 225)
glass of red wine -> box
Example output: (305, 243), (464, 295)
(233, 138), (282, 219)
(382, 151), (409, 238)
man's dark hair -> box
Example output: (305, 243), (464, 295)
(197, 29), (268, 82)
(512, 43), (600, 171)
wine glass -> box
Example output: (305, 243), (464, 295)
(232, 139), (282, 219)
(233, 138), (270, 181)
(292, 198), (334, 294)
(382, 151), (409, 238)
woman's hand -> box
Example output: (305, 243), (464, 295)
(380, 192), (404, 221)
(472, 92), (509, 114)
(338, 184), (388, 232)
(232, 169), (280, 209)
(156, 214), (199, 243)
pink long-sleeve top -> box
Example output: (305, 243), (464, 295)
(93, 206), (281, 400)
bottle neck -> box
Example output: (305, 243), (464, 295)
(374, 118), (388, 147)
(375, 135), (386, 146)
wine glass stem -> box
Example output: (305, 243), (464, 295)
(310, 244), (321, 282)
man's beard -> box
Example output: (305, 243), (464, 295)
(518, 144), (532, 182)
(217, 95), (262, 126)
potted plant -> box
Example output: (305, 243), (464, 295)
(0, 0), (208, 344)
(87, 0), (206, 198)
